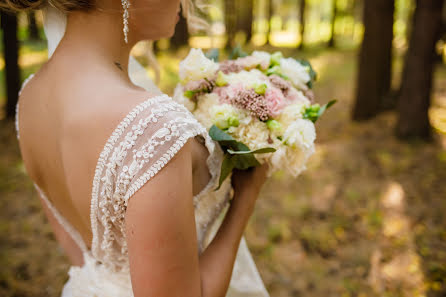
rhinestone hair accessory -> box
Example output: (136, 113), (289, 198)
(121, 0), (130, 43)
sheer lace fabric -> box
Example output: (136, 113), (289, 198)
(90, 95), (232, 272)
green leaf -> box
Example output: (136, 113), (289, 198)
(229, 45), (248, 60)
(216, 155), (235, 190)
(210, 125), (271, 190)
(209, 125), (250, 151)
(227, 147), (276, 155)
(184, 90), (195, 99)
(317, 99), (337, 119)
(206, 48), (220, 62)
(209, 125), (235, 142)
(303, 100), (337, 123)
(232, 154), (260, 170)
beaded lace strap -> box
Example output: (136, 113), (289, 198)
(90, 95), (171, 259)
(34, 184), (89, 253)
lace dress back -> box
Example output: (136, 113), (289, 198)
(16, 75), (269, 297)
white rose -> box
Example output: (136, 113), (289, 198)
(286, 146), (314, 176)
(193, 93), (220, 128)
(173, 85), (195, 111)
(237, 51), (271, 70)
(251, 51), (272, 70)
(283, 118), (316, 149)
(269, 145), (314, 177)
(227, 69), (270, 89)
(210, 104), (240, 130)
(228, 120), (270, 152)
(278, 103), (308, 126)
(279, 58), (311, 90)
(179, 48), (219, 83)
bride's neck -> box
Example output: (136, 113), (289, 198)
(56, 10), (135, 80)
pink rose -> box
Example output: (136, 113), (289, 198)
(265, 87), (287, 117)
(216, 83), (245, 104)
(286, 87), (311, 105)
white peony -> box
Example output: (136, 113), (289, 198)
(229, 120), (270, 152)
(173, 85), (195, 111)
(210, 104), (241, 130)
(278, 103), (308, 127)
(282, 118), (316, 150)
(269, 144), (315, 177)
(179, 48), (219, 83)
(237, 51), (271, 70)
(252, 51), (272, 70)
(193, 93), (220, 128)
(226, 69), (270, 90)
(279, 58), (311, 90)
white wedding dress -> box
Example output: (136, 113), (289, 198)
(14, 6), (270, 297)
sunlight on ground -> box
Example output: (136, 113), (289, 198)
(368, 182), (426, 297)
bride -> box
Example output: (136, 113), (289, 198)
(11, 0), (271, 296)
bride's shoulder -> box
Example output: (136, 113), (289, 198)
(88, 88), (208, 201)
(82, 88), (199, 138)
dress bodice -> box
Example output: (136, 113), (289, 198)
(16, 74), (269, 297)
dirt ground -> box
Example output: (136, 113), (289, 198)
(1, 47), (445, 297)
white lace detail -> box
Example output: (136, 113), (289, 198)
(90, 95), (226, 271)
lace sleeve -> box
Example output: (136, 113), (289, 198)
(90, 95), (208, 271)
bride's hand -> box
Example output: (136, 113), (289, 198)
(231, 164), (269, 207)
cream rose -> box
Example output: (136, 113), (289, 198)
(179, 48), (219, 83)
(283, 118), (316, 149)
(279, 58), (311, 90)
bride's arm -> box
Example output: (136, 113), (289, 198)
(125, 140), (267, 297)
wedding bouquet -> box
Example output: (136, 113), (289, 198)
(174, 48), (335, 188)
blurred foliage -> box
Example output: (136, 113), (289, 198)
(1, 42), (446, 296)
(1, 0), (446, 296)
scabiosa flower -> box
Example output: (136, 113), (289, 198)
(269, 74), (293, 94)
(228, 87), (272, 121)
(184, 78), (216, 93)
(183, 78), (216, 101)
(219, 60), (244, 74)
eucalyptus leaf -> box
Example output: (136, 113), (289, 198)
(232, 154), (260, 170)
(209, 125), (234, 141)
(227, 147), (276, 155)
(216, 156), (235, 190)
(209, 125), (251, 151)
(206, 48), (220, 62)
(229, 45), (248, 60)
(317, 99), (337, 119)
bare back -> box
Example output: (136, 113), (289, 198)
(17, 57), (211, 261)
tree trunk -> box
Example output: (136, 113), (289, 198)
(328, 0), (338, 48)
(1, 11), (21, 120)
(352, 0), (395, 121)
(236, 0), (254, 43)
(28, 11), (40, 40)
(225, 0), (236, 49)
(170, 8), (188, 49)
(299, 0), (306, 50)
(268, 0), (274, 43)
(396, 0), (445, 140)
